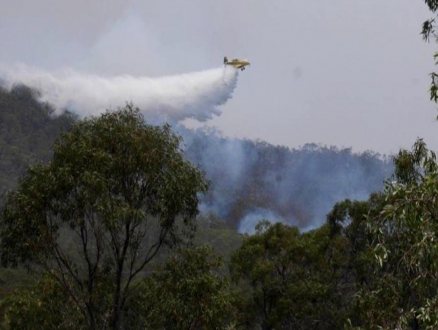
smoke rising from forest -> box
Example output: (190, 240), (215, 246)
(0, 64), (238, 122)
(0, 65), (392, 233)
(180, 126), (392, 233)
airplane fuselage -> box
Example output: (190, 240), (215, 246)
(224, 56), (250, 71)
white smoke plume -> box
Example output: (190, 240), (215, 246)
(0, 64), (239, 122)
(238, 208), (287, 234)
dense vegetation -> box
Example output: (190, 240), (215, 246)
(0, 88), (434, 329)
(1, 1), (438, 327)
(0, 82), (419, 330)
(2, 122), (437, 329)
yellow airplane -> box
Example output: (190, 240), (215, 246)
(224, 56), (250, 71)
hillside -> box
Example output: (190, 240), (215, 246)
(0, 85), (392, 232)
(0, 84), (75, 198)
(180, 126), (392, 231)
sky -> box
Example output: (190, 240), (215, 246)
(1, 0), (437, 154)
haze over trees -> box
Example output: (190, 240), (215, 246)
(0, 85), (391, 231)
(0, 85), (395, 329)
(1, 1), (438, 328)
(0, 82), (408, 330)
(0, 84), (75, 198)
(0, 87), (411, 330)
(183, 130), (391, 231)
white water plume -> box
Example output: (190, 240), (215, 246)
(0, 64), (239, 122)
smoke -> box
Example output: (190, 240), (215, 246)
(0, 63), (392, 235)
(182, 129), (393, 233)
(0, 63), (238, 122)
(238, 208), (287, 234)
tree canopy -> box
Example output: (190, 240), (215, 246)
(130, 245), (235, 329)
(0, 104), (208, 329)
(347, 140), (438, 329)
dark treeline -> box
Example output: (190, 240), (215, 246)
(181, 126), (392, 231)
(0, 84), (75, 198)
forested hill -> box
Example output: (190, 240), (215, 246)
(180, 127), (393, 231)
(0, 85), (392, 231)
(0, 85), (75, 197)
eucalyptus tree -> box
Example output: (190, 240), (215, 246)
(128, 245), (234, 330)
(349, 140), (438, 329)
(0, 104), (208, 329)
(230, 221), (349, 330)
(420, 0), (438, 106)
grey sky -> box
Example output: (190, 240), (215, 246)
(1, 0), (437, 154)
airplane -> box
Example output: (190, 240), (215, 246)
(224, 56), (250, 71)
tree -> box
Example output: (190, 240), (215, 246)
(420, 1), (438, 107)
(126, 245), (235, 329)
(230, 221), (349, 330)
(327, 193), (387, 275)
(348, 140), (438, 329)
(1, 272), (84, 330)
(326, 193), (389, 326)
(0, 104), (208, 329)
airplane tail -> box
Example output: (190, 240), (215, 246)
(224, 56), (228, 64)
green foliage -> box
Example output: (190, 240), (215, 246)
(1, 272), (84, 330)
(420, 1), (438, 109)
(421, 1), (438, 42)
(0, 104), (208, 329)
(126, 245), (235, 330)
(230, 221), (350, 329)
(392, 138), (437, 184)
(349, 140), (438, 329)
(327, 193), (386, 283)
(194, 212), (244, 264)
